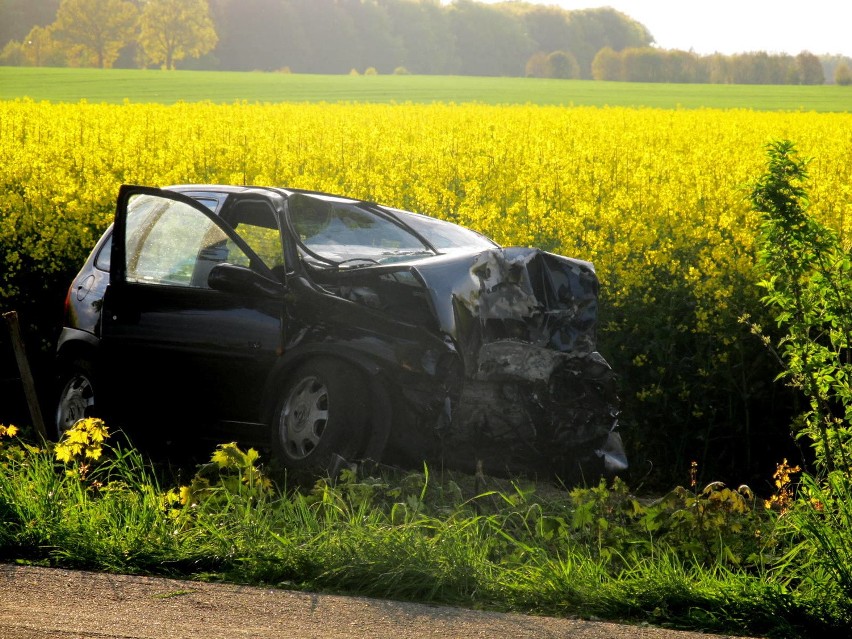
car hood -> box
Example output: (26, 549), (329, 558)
(409, 247), (600, 367)
(321, 246), (601, 370)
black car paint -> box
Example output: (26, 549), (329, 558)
(56, 184), (626, 480)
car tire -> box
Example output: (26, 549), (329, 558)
(271, 358), (370, 474)
(54, 358), (98, 441)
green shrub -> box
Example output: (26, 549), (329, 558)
(752, 139), (852, 601)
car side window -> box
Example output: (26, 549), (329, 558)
(223, 201), (285, 273)
(124, 194), (251, 288)
(94, 233), (112, 271)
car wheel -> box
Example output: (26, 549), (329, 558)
(272, 359), (369, 473)
(54, 359), (97, 441)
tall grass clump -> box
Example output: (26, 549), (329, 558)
(0, 419), (213, 572)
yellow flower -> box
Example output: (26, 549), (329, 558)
(0, 425), (18, 438)
(55, 417), (110, 465)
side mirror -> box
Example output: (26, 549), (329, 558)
(208, 263), (285, 299)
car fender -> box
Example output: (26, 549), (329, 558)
(56, 327), (100, 366)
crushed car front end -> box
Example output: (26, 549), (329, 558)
(381, 248), (624, 480)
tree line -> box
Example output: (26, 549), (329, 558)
(2, 0), (216, 70)
(1, 0), (851, 84)
(589, 47), (851, 85)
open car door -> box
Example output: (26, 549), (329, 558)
(100, 185), (285, 436)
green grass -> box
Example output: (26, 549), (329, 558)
(0, 424), (850, 638)
(2, 66), (851, 111)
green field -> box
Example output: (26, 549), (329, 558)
(2, 66), (851, 111)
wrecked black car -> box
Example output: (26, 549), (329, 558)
(55, 184), (626, 482)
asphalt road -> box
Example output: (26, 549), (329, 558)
(0, 564), (762, 639)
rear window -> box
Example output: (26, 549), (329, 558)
(94, 234), (112, 271)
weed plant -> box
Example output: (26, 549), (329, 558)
(749, 140), (852, 632)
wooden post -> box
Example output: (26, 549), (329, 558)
(2, 311), (48, 440)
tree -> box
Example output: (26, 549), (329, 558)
(448, 0), (533, 77)
(209, 0), (301, 71)
(20, 25), (65, 66)
(0, 0), (61, 51)
(342, 0), (404, 74)
(522, 5), (574, 55)
(568, 8), (652, 78)
(729, 51), (772, 84)
(52, 0), (138, 68)
(664, 50), (706, 83)
(836, 63), (852, 86)
(138, 0), (217, 70)
(821, 54), (852, 86)
(0, 25), (65, 67)
(382, 0), (458, 75)
(707, 53), (733, 84)
(546, 50), (580, 79)
(796, 51), (824, 85)
(590, 46), (621, 80)
(765, 53), (796, 84)
(525, 51), (549, 78)
(525, 50), (580, 79)
(286, 0), (358, 74)
(621, 47), (666, 82)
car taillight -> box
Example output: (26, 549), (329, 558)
(62, 285), (72, 321)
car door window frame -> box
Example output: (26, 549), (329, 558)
(110, 185), (278, 289)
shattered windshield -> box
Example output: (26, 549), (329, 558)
(288, 193), (434, 267)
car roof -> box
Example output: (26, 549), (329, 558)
(163, 184), (361, 203)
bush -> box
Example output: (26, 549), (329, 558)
(525, 52), (548, 78)
(546, 50), (580, 79)
(835, 64), (852, 86)
(751, 139), (852, 600)
(751, 139), (852, 475)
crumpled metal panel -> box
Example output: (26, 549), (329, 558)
(417, 247), (626, 480)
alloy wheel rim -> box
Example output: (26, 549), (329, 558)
(281, 376), (329, 459)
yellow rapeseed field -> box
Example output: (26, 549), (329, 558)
(2, 100), (850, 293)
(2, 99), (850, 480)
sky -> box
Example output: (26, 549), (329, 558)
(448, 1), (852, 58)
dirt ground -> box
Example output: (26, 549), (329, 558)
(0, 564), (763, 639)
